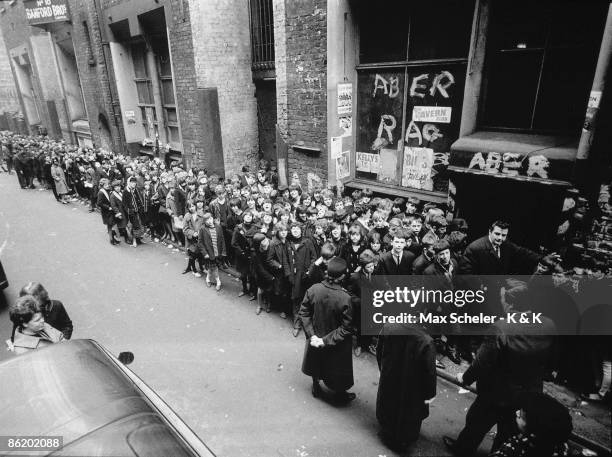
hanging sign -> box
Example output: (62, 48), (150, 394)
(24, 0), (71, 25)
(412, 106), (452, 123)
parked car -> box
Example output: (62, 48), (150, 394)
(0, 339), (215, 457)
(0, 258), (7, 290)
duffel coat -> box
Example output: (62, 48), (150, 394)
(299, 280), (354, 392)
(183, 212), (205, 253)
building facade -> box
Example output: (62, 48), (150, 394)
(2, 0), (611, 258)
(326, 0), (612, 253)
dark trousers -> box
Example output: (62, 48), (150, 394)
(90, 185), (99, 209)
(454, 395), (517, 456)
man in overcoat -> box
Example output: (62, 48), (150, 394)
(376, 321), (437, 452)
(443, 281), (557, 456)
(298, 257), (355, 403)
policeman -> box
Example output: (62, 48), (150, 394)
(298, 257), (356, 403)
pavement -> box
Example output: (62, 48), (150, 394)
(0, 171), (609, 457)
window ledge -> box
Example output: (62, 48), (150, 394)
(449, 130), (577, 185)
(344, 179), (447, 203)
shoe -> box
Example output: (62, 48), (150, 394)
(265, 302), (271, 313)
(249, 295), (257, 301)
(238, 291), (247, 297)
(193, 272), (202, 278)
(88, 208), (95, 212)
(110, 239), (119, 245)
(255, 306), (262, 315)
(368, 344), (377, 356)
(335, 392), (356, 403)
(292, 326), (301, 337)
(443, 436), (459, 455)
(215, 281), (222, 291)
(279, 312), (287, 319)
(354, 346), (362, 357)
(182, 268), (192, 275)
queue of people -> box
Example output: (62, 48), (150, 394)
(3, 130), (610, 456)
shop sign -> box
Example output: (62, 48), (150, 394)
(24, 0), (70, 25)
(467, 151), (550, 179)
(356, 152), (380, 173)
(412, 106), (452, 123)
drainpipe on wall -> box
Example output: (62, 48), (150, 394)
(575, 3), (612, 185)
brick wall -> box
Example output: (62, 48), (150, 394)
(0, 26), (21, 115)
(100, 0), (201, 164)
(0, 1), (49, 132)
(69, 0), (124, 151)
(188, 0), (259, 176)
(275, 0), (328, 187)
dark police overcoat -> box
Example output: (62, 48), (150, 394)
(299, 281), (353, 392)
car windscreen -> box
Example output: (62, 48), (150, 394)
(0, 340), (158, 439)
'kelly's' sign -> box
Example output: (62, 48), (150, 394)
(24, 0), (70, 26)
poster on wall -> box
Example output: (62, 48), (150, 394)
(339, 115), (352, 137)
(401, 147), (434, 190)
(377, 148), (398, 183)
(356, 152), (380, 173)
(337, 83), (353, 115)
(124, 110), (136, 125)
(330, 136), (343, 159)
(335, 152), (350, 180)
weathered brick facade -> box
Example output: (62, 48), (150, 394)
(188, 0), (259, 176)
(100, 0), (201, 165)
(275, 0), (328, 187)
(1, 0), (330, 183)
(70, 0), (124, 151)
(0, 26), (21, 116)
(0, 1), (48, 133)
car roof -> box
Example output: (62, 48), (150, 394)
(0, 340), (214, 456)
